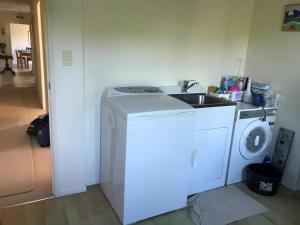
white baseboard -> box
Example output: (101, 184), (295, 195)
(282, 177), (297, 191)
(85, 176), (100, 186)
(54, 185), (87, 197)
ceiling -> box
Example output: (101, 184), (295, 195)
(0, 0), (31, 13)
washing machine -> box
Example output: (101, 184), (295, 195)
(226, 102), (278, 185)
(101, 86), (195, 224)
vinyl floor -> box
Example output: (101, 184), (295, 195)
(0, 67), (35, 88)
(0, 183), (299, 225)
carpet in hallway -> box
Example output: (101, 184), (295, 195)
(0, 88), (35, 197)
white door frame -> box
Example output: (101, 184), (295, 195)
(37, 0), (58, 196)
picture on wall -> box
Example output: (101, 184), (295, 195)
(283, 4), (300, 31)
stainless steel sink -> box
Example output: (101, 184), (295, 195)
(170, 94), (236, 108)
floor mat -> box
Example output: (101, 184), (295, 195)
(188, 185), (268, 225)
(0, 88), (35, 197)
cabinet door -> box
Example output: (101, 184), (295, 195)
(189, 128), (228, 195)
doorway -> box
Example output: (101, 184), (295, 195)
(0, 0), (52, 208)
(10, 23), (31, 68)
(34, 0), (48, 111)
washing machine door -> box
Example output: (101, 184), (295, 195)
(239, 120), (272, 159)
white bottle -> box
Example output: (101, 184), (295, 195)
(274, 91), (282, 107)
(243, 77), (252, 104)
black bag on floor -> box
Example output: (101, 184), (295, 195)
(27, 114), (49, 136)
(37, 124), (50, 147)
(27, 118), (43, 136)
(27, 114), (50, 147)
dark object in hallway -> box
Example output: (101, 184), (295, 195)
(27, 114), (50, 147)
(0, 53), (16, 75)
(37, 124), (50, 147)
(246, 163), (282, 196)
(27, 118), (43, 135)
(27, 114), (49, 135)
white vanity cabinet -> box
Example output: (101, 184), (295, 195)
(188, 105), (236, 195)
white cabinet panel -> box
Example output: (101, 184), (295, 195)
(100, 105), (127, 219)
(189, 128), (229, 195)
(195, 106), (235, 130)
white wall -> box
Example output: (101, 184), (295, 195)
(10, 23), (30, 64)
(222, 0), (255, 76)
(83, 0), (255, 185)
(44, 0), (255, 194)
(0, 0), (31, 13)
(45, 0), (86, 196)
(245, 0), (300, 190)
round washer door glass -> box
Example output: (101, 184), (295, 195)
(239, 120), (272, 159)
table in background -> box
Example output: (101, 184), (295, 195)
(20, 51), (32, 68)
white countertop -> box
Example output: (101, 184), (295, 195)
(236, 101), (278, 111)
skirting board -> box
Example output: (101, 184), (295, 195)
(54, 185), (87, 197)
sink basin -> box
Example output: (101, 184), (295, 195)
(170, 94), (236, 108)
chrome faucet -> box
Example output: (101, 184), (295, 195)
(182, 80), (199, 92)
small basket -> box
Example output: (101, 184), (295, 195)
(229, 91), (244, 101)
(246, 163), (282, 196)
(209, 92), (230, 100)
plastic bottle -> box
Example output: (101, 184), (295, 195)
(242, 77), (252, 104)
(274, 91), (282, 107)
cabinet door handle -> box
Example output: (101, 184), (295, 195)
(191, 150), (198, 168)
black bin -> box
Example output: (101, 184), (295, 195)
(246, 163), (282, 196)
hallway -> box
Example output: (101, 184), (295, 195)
(0, 68), (35, 88)
(0, 71), (52, 208)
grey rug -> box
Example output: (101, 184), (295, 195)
(188, 185), (268, 225)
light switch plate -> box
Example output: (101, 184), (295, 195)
(62, 50), (72, 66)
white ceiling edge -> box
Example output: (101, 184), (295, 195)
(0, 8), (31, 13)
(0, 0), (31, 13)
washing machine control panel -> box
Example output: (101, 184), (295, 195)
(114, 86), (163, 94)
(239, 108), (278, 119)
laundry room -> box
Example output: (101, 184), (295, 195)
(1, 0), (300, 225)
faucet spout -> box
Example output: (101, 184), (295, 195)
(182, 80), (199, 92)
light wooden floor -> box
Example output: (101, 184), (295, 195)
(0, 183), (299, 225)
(0, 67), (35, 88)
